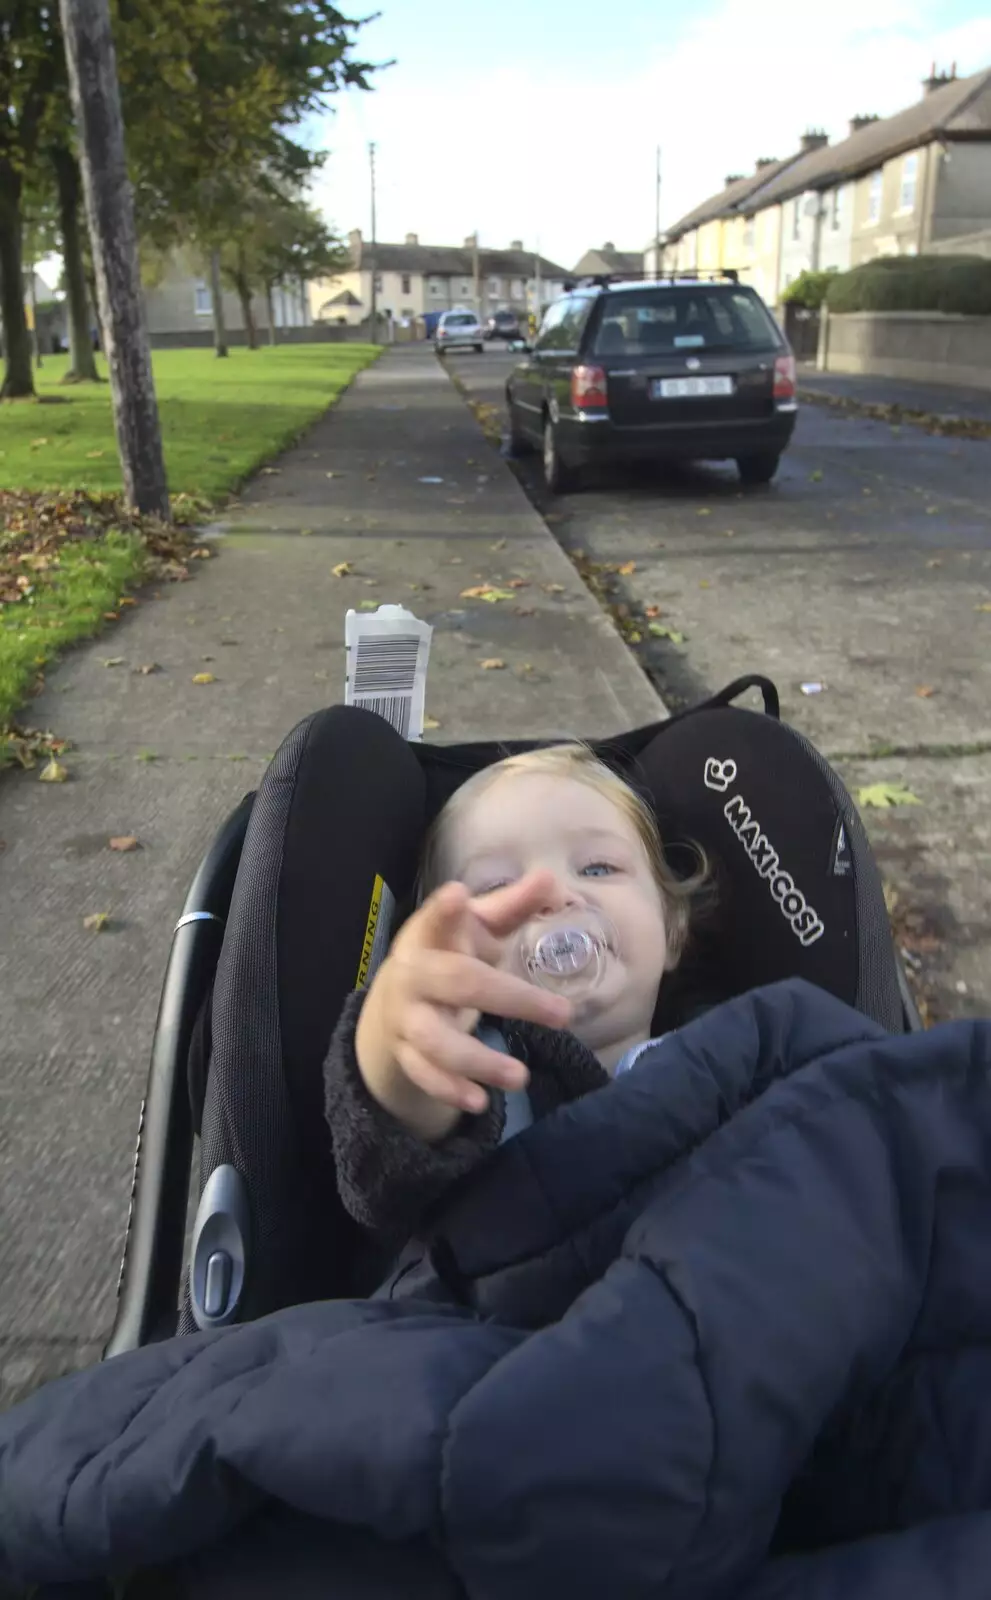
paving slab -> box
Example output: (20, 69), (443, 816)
(0, 346), (661, 1411)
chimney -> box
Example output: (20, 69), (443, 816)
(848, 114), (879, 136)
(604, 240), (616, 250)
(724, 173), (744, 187)
(464, 232), (478, 248)
(348, 227), (363, 261)
(405, 232), (419, 245)
(510, 239), (523, 250)
(755, 157), (777, 170)
(922, 62), (958, 96)
(799, 129), (829, 153)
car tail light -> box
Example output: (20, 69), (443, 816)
(773, 354), (797, 401)
(571, 365), (608, 410)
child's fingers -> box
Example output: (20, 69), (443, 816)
(408, 881), (474, 952)
(468, 870), (559, 937)
(414, 950), (571, 1030)
(403, 1002), (530, 1091)
(395, 1042), (490, 1115)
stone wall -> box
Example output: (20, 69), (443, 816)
(818, 309), (991, 390)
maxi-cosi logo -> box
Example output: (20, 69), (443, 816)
(704, 758), (825, 948)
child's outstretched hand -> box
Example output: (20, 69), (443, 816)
(354, 870), (571, 1143)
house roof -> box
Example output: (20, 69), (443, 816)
(748, 65), (991, 209)
(571, 245), (644, 277)
(353, 240), (568, 279)
(325, 288), (361, 306)
(664, 156), (802, 240)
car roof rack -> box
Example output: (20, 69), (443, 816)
(562, 268), (741, 291)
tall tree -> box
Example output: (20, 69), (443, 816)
(0, 0), (60, 399)
(50, 143), (99, 379)
(59, 0), (169, 516)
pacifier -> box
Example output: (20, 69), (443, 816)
(520, 908), (617, 1002)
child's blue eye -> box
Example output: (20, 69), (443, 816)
(580, 861), (618, 878)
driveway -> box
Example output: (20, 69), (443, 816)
(449, 347), (991, 1023)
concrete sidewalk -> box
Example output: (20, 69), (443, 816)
(800, 367), (991, 423)
(0, 345), (659, 1411)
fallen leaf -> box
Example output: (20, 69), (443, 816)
(102, 656), (125, 668)
(648, 623), (686, 644)
(109, 835), (140, 852)
(723, 529), (736, 538)
(699, 580), (711, 589)
(332, 562), (353, 578)
(857, 782), (922, 810)
(135, 750), (158, 763)
(915, 685), (937, 698)
(192, 672), (216, 685)
(644, 604), (662, 619)
(480, 658), (506, 670)
(31, 437), (50, 447)
(862, 487), (873, 497)
(260, 467), (281, 476)
(696, 508), (711, 517)
(423, 715), (442, 730)
(518, 663), (534, 675)
(810, 470), (824, 483)
(357, 599), (379, 611)
(617, 561), (636, 575)
(201, 654), (215, 662)
(514, 606), (536, 617)
(300, 528), (313, 537)
(459, 586), (516, 603)
(85, 450), (106, 459)
(134, 662), (161, 675)
(926, 558), (942, 568)
(83, 911), (111, 932)
(975, 603), (991, 613)
(925, 506), (939, 515)
(103, 611), (119, 621)
(490, 539), (508, 551)
(38, 758), (69, 783)
(543, 583), (566, 594)
(506, 578), (529, 589)
(118, 597), (137, 607)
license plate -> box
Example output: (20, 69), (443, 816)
(653, 376), (734, 399)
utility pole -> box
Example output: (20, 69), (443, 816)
(534, 237), (542, 319)
(655, 145), (662, 277)
(58, 0), (169, 518)
(472, 230), (480, 323)
(369, 141), (378, 337)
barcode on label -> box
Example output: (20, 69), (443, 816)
(352, 694), (412, 738)
(350, 634), (420, 697)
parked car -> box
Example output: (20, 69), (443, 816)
(436, 309), (484, 354)
(505, 273), (797, 492)
(484, 309), (522, 342)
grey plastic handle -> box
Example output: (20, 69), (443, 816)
(189, 1163), (250, 1330)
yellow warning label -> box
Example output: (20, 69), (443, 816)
(357, 876), (387, 985)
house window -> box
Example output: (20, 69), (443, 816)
(868, 170), (883, 224)
(792, 199), (801, 241)
(511, 278), (524, 301)
(428, 278), (443, 297)
(831, 186), (842, 231)
(743, 217), (755, 249)
(194, 279), (212, 316)
(460, 279), (472, 297)
(401, 273), (411, 293)
(373, 273), (383, 293)
(900, 153), (918, 212)
(489, 277), (501, 298)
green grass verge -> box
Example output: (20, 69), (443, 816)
(0, 528), (147, 751)
(0, 342), (380, 497)
(1, 342), (379, 748)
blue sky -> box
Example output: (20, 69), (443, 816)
(311, 0), (991, 271)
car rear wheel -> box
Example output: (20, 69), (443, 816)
(475, 344), (484, 354)
(543, 417), (579, 494)
(737, 453), (781, 486)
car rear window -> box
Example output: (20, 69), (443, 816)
(444, 314), (476, 327)
(591, 288), (779, 356)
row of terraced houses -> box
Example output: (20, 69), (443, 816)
(648, 65), (991, 308)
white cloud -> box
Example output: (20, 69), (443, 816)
(311, 0), (991, 270)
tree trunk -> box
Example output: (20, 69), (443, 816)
(58, 0), (169, 518)
(208, 248), (228, 357)
(234, 265), (256, 350)
(52, 144), (100, 382)
(0, 163), (36, 399)
(265, 281), (277, 345)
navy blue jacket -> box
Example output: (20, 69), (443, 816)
(3, 979), (991, 1600)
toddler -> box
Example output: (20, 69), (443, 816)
(324, 744), (708, 1237)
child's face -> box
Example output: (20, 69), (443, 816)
(441, 771), (669, 1070)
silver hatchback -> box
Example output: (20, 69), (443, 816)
(436, 309), (484, 354)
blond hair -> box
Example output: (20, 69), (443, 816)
(420, 743), (709, 968)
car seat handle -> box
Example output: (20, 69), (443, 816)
(704, 675), (780, 719)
